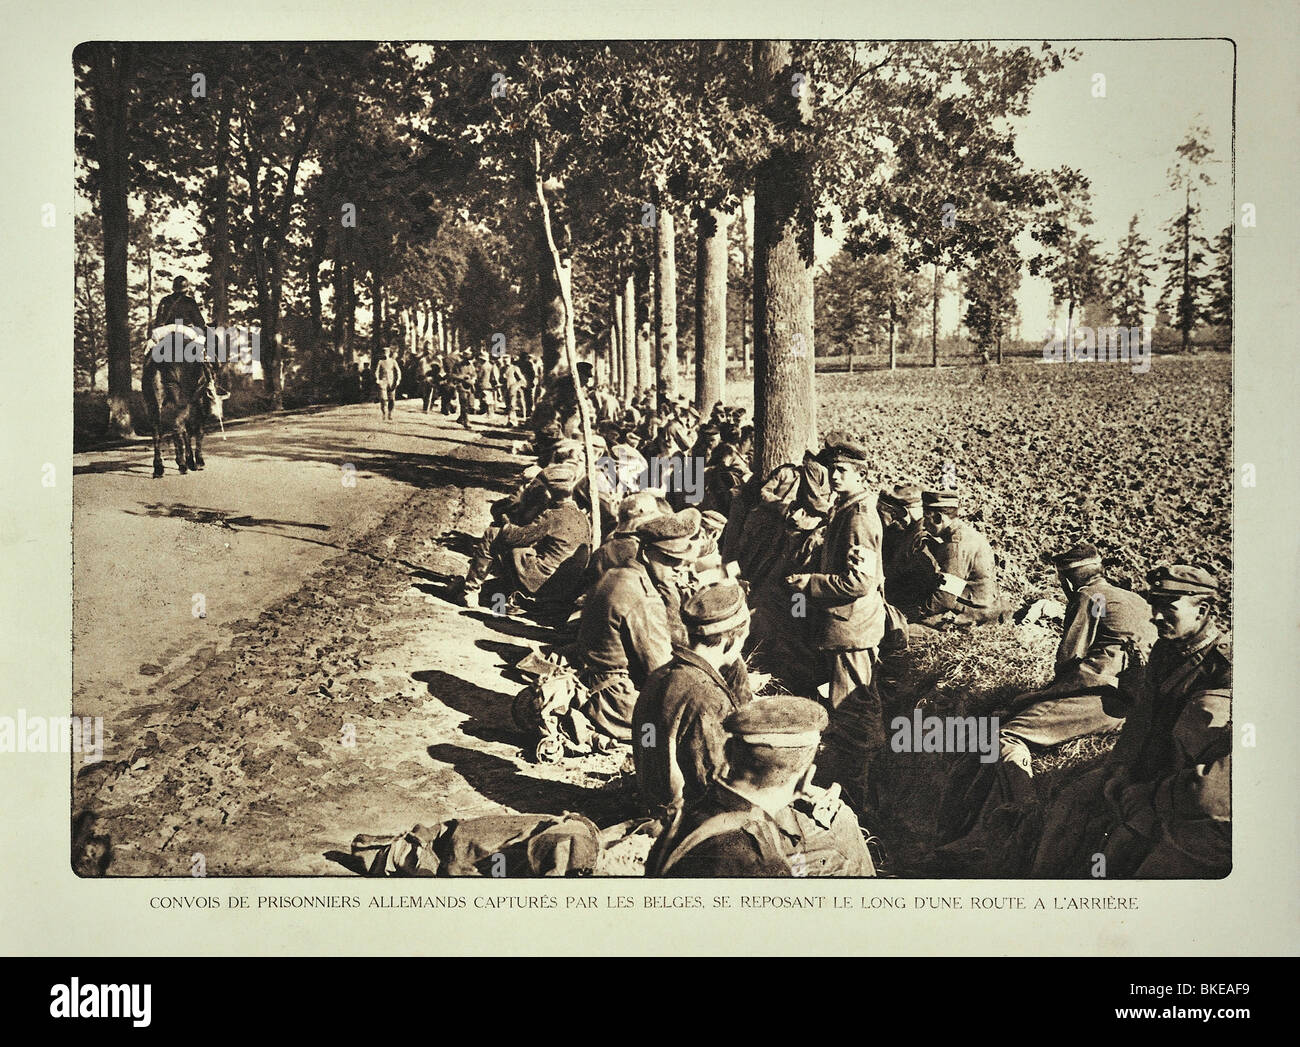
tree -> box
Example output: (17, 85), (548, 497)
(1109, 213), (1156, 329)
(963, 242), (1022, 363)
(75, 212), (107, 389)
(1205, 224), (1232, 342)
(1156, 124), (1217, 353)
(75, 43), (135, 434)
(1028, 166), (1103, 353)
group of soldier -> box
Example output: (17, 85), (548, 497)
(440, 364), (1232, 881)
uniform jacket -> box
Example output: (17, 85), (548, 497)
(1047, 577), (1157, 700)
(633, 646), (747, 816)
(881, 518), (937, 612)
(153, 291), (206, 332)
(805, 489), (886, 652)
(916, 519), (1001, 622)
(646, 781), (791, 877)
(496, 501), (590, 595)
(1111, 623), (1232, 865)
(576, 560), (673, 688)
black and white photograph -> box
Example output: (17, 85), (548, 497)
(64, 36), (1240, 883)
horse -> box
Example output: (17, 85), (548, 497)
(142, 325), (229, 478)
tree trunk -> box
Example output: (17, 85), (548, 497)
(610, 292), (622, 397)
(653, 186), (679, 403)
(996, 334), (1003, 365)
(622, 272), (637, 396)
(695, 207), (729, 411)
(888, 314), (897, 371)
(1181, 186), (1192, 353)
(533, 138), (600, 548)
(436, 307), (445, 359)
(751, 40), (816, 477)
(931, 262), (941, 368)
(740, 198), (752, 375)
(89, 42), (134, 436)
(208, 78), (233, 330)
(637, 264), (654, 398)
(370, 270), (382, 362)
(534, 214), (566, 377)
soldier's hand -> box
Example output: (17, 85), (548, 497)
(785, 573), (811, 592)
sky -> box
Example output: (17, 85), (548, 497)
(934, 38), (1234, 339)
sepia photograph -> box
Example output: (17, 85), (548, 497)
(65, 37), (1239, 883)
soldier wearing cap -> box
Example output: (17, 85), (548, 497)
(455, 461), (591, 611)
(932, 543), (1158, 871)
(572, 510), (698, 741)
(1032, 564), (1231, 878)
(583, 490), (672, 591)
(914, 488), (1003, 626)
(374, 347), (403, 421)
(784, 434), (888, 812)
(633, 581), (753, 819)
(646, 697), (828, 876)
(877, 484), (937, 617)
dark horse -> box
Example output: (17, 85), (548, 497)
(142, 327), (227, 478)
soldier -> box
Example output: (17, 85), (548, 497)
(503, 354), (528, 426)
(633, 580), (752, 820)
(584, 490), (671, 591)
(153, 274), (207, 332)
(1032, 564), (1231, 878)
(454, 355), (477, 429)
(931, 543), (1158, 871)
(784, 435), (887, 813)
(455, 461), (590, 612)
(645, 697), (826, 877)
(877, 484), (936, 617)
(374, 347), (402, 421)
(913, 489), (1004, 626)
(571, 511), (697, 742)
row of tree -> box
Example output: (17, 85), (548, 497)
(81, 41), (1226, 474)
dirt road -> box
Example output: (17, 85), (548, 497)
(72, 398), (640, 876)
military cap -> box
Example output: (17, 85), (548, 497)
(921, 489), (960, 511)
(637, 507), (702, 559)
(823, 431), (870, 464)
(796, 455), (833, 515)
(700, 509), (728, 534)
(888, 484), (923, 508)
(1146, 564), (1219, 599)
(723, 696), (828, 748)
(617, 490), (671, 532)
(540, 461), (580, 495)
(549, 438), (582, 464)
(1053, 542), (1102, 572)
(682, 579), (750, 637)
(681, 404), (702, 423)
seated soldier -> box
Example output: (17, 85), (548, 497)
(877, 484), (936, 619)
(1033, 565), (1231, 879)
(455, 462), (591, 612)
(701, 441), (750, 517)
(646, 697), (873, 877)
(583, 490), (672, 592)
(571, 511), (699, 742)
(633, 580), (752, 820)
(913, 488), (1005, 626)
(931, 543), (1157, 871)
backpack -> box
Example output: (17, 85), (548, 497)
(510, 655), (618, 763)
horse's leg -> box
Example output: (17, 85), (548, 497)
(173, 405), (189, 474)
(151, 411), (165, 478)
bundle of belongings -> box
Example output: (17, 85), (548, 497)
(352, 811), (604, 876)
(509, 648), (621, 763)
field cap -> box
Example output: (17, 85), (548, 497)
(823, 431), (870, 464)
(922, 489), (960, 511)
(682, 580), (750, 637)
(700, 509), (728, 535)
(637, 507), (701, 560)
(540, 461), (580, 496)
(1146, 564), (1218, 600)
(723, 696), (828, 748)
(1053, 542), (1102, 572)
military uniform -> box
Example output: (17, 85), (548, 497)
(879, 488), (937, 617)
(1032, 565), (1232, 878)
(374, 355), (402, 420)
(462, 464), (590, 605)
(934, 548), (1157, 855)
(915, 491), (1002, 625)
(153, 287), (206, 332)
(650, 697), (832, 879)
(633, 583), (751, 818)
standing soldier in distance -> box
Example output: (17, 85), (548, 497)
(374, 347), (402, 421)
